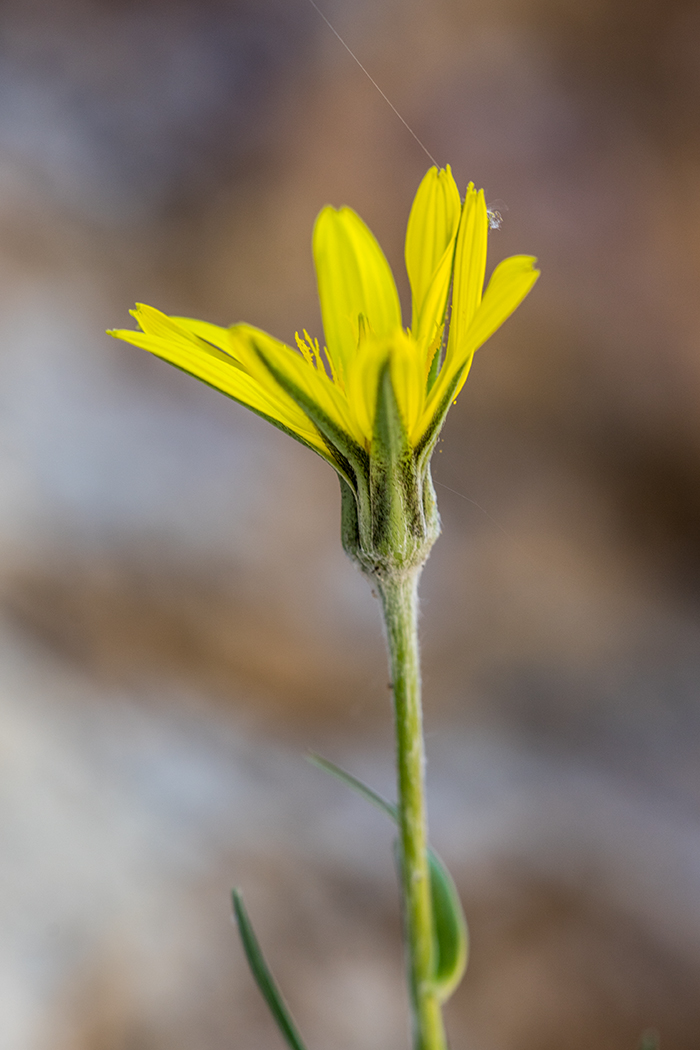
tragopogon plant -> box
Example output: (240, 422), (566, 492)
(110, 165), (539, 1050)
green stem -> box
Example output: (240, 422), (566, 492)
(377, 570), (447, 1050)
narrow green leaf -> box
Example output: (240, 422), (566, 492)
(307, 753), (469, 1001)
(427, 849), (468, 1001)
(638, 1031), (660, 1050)
(308, 752), (398, 820)
(232, 889), (310, 1050)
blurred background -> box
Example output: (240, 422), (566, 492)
(1, 0), (700, 1047)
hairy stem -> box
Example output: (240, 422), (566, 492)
(377, 571), (446, 1050)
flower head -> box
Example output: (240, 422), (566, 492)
(110, 166), (538, 577)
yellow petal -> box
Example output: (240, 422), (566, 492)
(405, 165), (461, 343)
(313, 205), (402, 382)
(343, 328), (427, 446)
(445, 184), (488, 365)
(109, 307), (326, 454)
(387, 331), (426, 441)
(230, 323), (366, 448)
(130, 303), (242, 362)
(421, 254), (539, 429)
(463, 254), (540, 357)
(171, 315), (237, 353)
(345, 335), (390, 444)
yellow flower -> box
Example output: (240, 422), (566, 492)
(110, 166), (538, 576)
